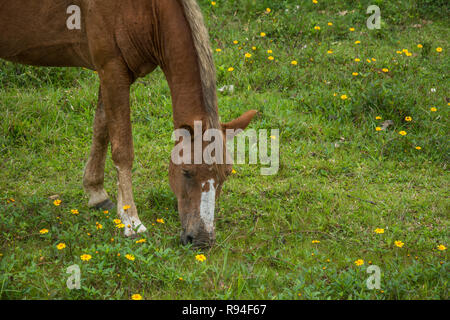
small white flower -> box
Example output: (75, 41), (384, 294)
(430, 88), (436, 93)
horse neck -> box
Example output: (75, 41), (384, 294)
(117, 0), (217, 129)
(162, 49), (211, 130)
(157, 3), (216, 130)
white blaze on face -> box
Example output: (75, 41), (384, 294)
(200, 179), (216, 233)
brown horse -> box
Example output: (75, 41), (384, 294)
(0, 0), (257, 247)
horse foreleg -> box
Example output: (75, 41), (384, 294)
(99, 58), (147, 237)
(83, 88), (115, 210)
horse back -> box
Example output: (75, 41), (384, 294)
(0, 0), (91, 67)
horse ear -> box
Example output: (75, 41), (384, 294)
(222, 110), (258, 139)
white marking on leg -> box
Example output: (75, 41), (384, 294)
(119, 210), (147, 237)
(200, 179), (216, 233)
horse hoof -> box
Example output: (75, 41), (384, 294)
(94, 199), (116, 211)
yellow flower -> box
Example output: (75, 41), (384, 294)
(195, 254), (207, 262)
(179, 277), (184, 281)
(375, 127), (382, 131)
(233, 40), (239, 44)
(340, 94), (348, 100)
(396, 50), (403, 54)
(376, 116), (382, 120)
(437, 245), (447, 251)
(399, 131), (407, 136)
(96, 222), (103, 230)
(113, 219), (121, 224)
(231, 169), (237, 174)
(354, 58), (361, 62)
(436, 47), (443, 53)
(116, 223), (125, 229)
(430, 107), (437, 112)
(123, 205), (131, 211)
(374, 228), (385, 234)
(354, 40), (361, 44)
(39, 229), (49, 234)
(268, 56), (274, 61)
(215, 48), (222, 52)
(266, 8), (271, 13)
(311, 240), (320, 244)
(354, 259), (364, 266)
(103, 210), (109, 214)
(415, 146), (422, 150)
(366, 59), (371, 63)
(352, 72), (359, 76)
(260, 32), (266, 37)
(53, 199), (61, 206)
(328, 22), (333, 26)
(131, 294), (142, 300)
(135, 238), (146, 244)
(56, 243), (66, 250)
(125, 254), (135, 261)
(405, 116), (412, 122)
(244, 53), (252, 58)
(394, 240), (404, 248)
(417, 44), (423, 48)
(327, 50), (333, 54)
(372, 58), (376, 62)
(382, 68), (389, 73)
(156, 218), (165, 224)
(291, 60), (298, 65)
(405, 52), (412, 57)
(314, 26), (321, 30)
(349, 27), (355, 32)
(267, 49), (273, 54)
(252, 46), (257, 51)
(313, 0), (318, 4)
(227, 67), (234, 72)
(80, 254), (92, 261)
(70, 209), (79, 215)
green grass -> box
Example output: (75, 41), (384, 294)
(0, 0), (448, 299)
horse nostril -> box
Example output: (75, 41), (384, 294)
(181, 232), (195, 246)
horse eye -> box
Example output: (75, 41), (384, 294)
(182, 169), (192, 178)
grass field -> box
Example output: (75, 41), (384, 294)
(0, 0), (448, 299)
